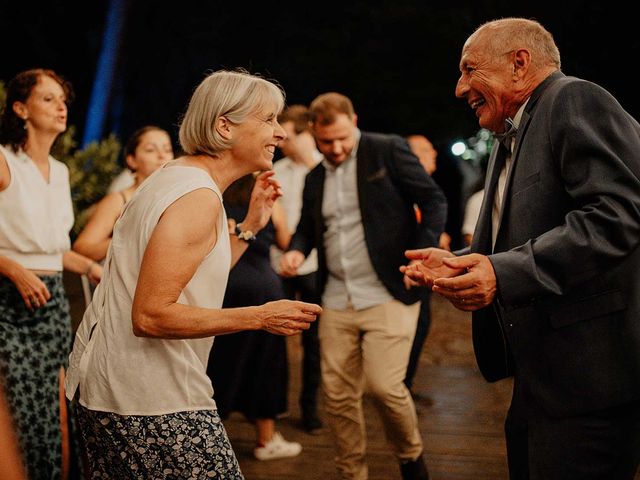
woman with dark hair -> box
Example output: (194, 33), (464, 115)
(0, 68), (102, 479)
(73, 125), (174, 262)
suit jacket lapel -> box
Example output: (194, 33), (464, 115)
(471, 143), (506, 254)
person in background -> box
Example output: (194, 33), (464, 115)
(461, 188), (484, 246)
(73, 125), (174, 262)
(406, 135), (437, 176)
(271, 104), (324, 434)
(105, 167), (135, 193)
(403, 18), (640, 479)
(65, 69), (322, 479)
(208, 172), (302, 461)
(280, 92), (447, 480)
(0, 68), (102, 480)
(402, 134), (441, 402)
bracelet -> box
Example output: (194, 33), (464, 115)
(84, 261), (96, 276)
(235, 223), (257, 243)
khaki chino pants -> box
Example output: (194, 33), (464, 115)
(319, 299), (423, 480)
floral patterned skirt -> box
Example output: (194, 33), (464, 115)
(76, 405), (244, 479)
(0, 272), (72, 480)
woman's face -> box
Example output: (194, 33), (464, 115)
(16, 75), (68, 135)
(230, 106), (286, 172)
(126, 130), (174, 180)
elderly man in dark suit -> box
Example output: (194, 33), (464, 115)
(403, 17), (640, 480)
(281, 92), (447, 480)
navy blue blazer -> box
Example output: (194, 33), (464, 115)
(471, 71), (640, 417)
(290, 131), (447, 305)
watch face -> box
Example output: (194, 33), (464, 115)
(237, 228), (255, 241)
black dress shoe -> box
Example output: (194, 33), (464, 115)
(301, 412), (324, 435)
(400, 455), (429, 480)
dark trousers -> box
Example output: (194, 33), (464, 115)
(505, 377), (640, 480)
(404, 290), (431, 390)
(282, 273), (321, 416)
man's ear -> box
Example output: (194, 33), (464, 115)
(513, 48), (531, 80)
(216, 116), (233, 140)
(352, 113), (358, 127)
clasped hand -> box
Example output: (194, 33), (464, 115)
(400, 248), (497, 311)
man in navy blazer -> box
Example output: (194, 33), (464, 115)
(403, 18), (640, 479)
(281, 92), (446, 480)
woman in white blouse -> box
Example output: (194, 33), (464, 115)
(65, 69), (322, 479)
(0, 68), (102, 479)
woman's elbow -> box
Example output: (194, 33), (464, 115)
(72, 241), (102, 262)
(131, 307), (161, 337)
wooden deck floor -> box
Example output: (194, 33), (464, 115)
(63, 274), (639, 480)
(223, 295), (513, 480)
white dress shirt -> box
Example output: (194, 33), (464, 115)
(321, 130), (392, 310)
(492, 101), (528, 250)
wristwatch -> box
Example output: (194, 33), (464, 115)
(235, 223), (257, 243)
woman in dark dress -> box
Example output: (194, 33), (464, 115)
(208, 173), (303, 461)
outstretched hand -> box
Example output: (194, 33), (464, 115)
(400, 248), (463, 288)
(243, 170), (283, 233)
(259, 299), (322, 336)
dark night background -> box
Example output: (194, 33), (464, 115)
(2, 0), (638, 247)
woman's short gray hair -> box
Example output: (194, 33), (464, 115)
(179, 69), (285, 156)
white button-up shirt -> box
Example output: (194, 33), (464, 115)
(321, 130), (392, 310)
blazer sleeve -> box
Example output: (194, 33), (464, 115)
(387, 135), (448, 247)
(289, 165), (320, 256)
(490, 80), (640, 304)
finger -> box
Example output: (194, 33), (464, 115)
(255, 170), (272, 182)
(266, 176), (281, 189)
(299, 303), (323, 315)
(293, 312), (318, 323)
(451, 299), (474, 311)
(433, 273), (475, 290)
(433, 284), (477, 301)
(33, 292), (46, 307)
(404, 249), (431, 260)
(23, 294), (36, 311)
(442, 254), (478, 270)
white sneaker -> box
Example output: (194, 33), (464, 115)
(253, 432), (302, 461)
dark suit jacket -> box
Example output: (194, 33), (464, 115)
(471, 71), (640, 417)
(290, 131), (447, 305)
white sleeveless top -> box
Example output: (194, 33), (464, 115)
(65, 164), (231, 415)
(0, 145), (74, 270)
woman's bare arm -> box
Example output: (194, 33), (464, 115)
(73, 192), (126, 261)
(132, 188), (321, 339)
